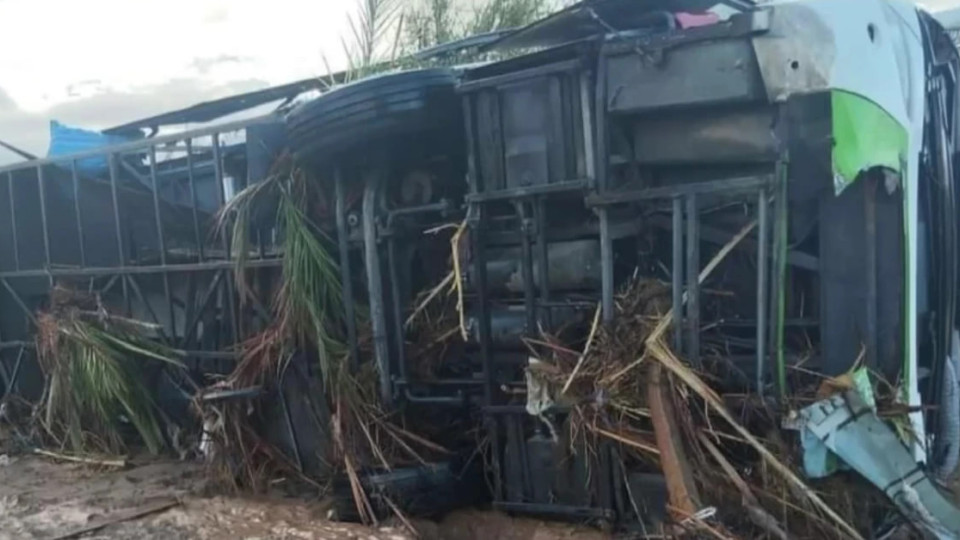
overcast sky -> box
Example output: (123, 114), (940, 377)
(0, 0), (353, 163)
(0, 0), (958, 165)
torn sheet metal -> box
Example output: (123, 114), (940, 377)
(798, 391), (960, 538)
(797, 368), (876, 478)
(754, 0), (927, 460)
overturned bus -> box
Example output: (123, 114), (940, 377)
(0, 0), (958, 532)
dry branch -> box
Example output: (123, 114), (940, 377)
(646, 331), (861, 539)
(648, 362), (700, 518)
(33, 448), (127, 468)
(51, 498), (179, 540)
(562, 304), (601, 395)
(699, 434), (792, 540)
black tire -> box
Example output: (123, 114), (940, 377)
(285, 68), (463, 163)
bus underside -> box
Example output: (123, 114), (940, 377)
(1, 0), (958, 534)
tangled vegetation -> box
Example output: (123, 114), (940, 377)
(36, 288), (182, 455)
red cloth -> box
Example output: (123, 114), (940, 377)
(674, 12), (720, 29)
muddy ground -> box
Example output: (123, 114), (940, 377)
(0, 453), (610, 540)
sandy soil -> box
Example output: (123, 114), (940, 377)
(0, 453), (609, 540)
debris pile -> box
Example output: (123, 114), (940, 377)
(6, 162), (957, 539)
(518, 228), (953, 538)
(9, 193), (957, 539)
(201, 159), (454, 529)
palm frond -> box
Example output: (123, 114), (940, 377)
(213, 172), (281, 303)
(215, 156), (345, 388)
(402, 0), (552, 60)
(37, 295), (182, 455)
(274, 172), (345, 387)
(342, 0), (405, 80)
(468, 0), (548, 35)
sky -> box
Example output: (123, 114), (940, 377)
(0, 0), (959, 165)
(0, 0), (353, 163)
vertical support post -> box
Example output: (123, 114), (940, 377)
(513, 415), (533, 500)
(770, 158), (789, 400)
(535, 198), (551, 329)
(672, 197), (684, 353)
(70, 161), (86, 267)
(685, 194), (700, 367)
(756, 189), (769, 395)
(180, 273), (198, 350)
(212, 133), (238, 344)
(7, 172), (19, 271)
(185, 138), (204, 261)
(599, 208), (614, 324)
(211, 133), (227, 228)
(463, 95), (502, 501)
(363, 174), (392, 406)
(471, 204), (501, 501)
(0, 341), (10, 398)
(387, 237), (407, 383)
(0, 354), (9, 400)
(594, 53), (614, 326)
(108, 155), (130, 313)
(579, 71), (596, 182)
(149, 147), (176, 339)
(36, 166), (52, 281)
(516, 202), (537, 333)
(593, 53), (608, 193)
(334, 168), (360, 371)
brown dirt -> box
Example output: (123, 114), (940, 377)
(0, 453), (609, 540)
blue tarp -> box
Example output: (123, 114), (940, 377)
(47, 120), (128, 174)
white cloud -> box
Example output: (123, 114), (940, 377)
(0, 0), (351, 112)
(0, 0), (355, 164)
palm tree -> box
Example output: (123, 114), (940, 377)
(336, 0), (555, 76)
